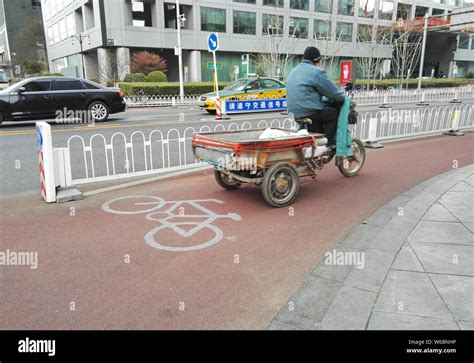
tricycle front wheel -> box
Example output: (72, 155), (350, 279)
(261, 162), (300, 208)
(214, 170), (241, 190)
(338, 138), (366, 177)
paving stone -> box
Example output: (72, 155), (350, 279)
(464, 223), (474, 234)
(373, 270), (453, 319)
(391, 192), (441, 228)
(381, 194), (413, 211)
(367, 311), (458, 330)
(439, 191), (474, 206)
(449, 181), (474, 192)
(318, 286), (376, 330)
(412, 243), (474, 277)
(344, 248), (395, 292)
(430, 274), (474, 322)
(271, 276), (343, 330)
(465, 174), (474, 187)
(311, 245), (362, 283)
(369, 224), (412, 254)
(458, 321), (474, 330)
(442, 203), (474, 223)
(408, 221), (474, 246)
(266, 319), (301, 330)
(391, 243), (424, 272)
(422, 203), (458, 222)
(341, 224), (383, 250)
(365, 207), (397, 228)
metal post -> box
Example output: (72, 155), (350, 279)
(417, 14), (429, 90)
(176, 0), (185, 103)
(80, 37), (86, 79)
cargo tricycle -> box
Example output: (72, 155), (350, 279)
(192, 124), (365, 208)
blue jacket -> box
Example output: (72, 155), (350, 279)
(286, 60), (345, 119)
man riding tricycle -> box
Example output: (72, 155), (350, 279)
(192, 46), (366, 208)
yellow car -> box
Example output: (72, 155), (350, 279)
(198, 77), (286, 113)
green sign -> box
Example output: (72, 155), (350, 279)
(207, 62), (222, 70)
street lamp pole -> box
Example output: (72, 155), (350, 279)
(176, 0), (185, 103)
(71, 34), (90, 79)
(417, 14), (429, 90)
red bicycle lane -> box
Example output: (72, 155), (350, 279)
(1, 134), (473, 329)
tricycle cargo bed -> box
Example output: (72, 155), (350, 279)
(192, 128), (324, 170)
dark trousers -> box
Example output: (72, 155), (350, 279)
(307, 107), (339, 145)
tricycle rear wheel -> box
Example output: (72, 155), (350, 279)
(214, 170), (241, 190)
(261, 162), (300, 208)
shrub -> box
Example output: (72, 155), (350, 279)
(123, 73), (146, 82)
(146, 70), (167, 83)
(118, 82), (230, 96)
(31, 72), (64, 77)
(131, 51), (167, 75)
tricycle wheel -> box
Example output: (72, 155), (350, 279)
(261, 162), (300, 208)
(338, 138), (366, 177)
(214, 170), (241, 190)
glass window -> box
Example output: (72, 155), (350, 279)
(248, 80), (261, 90)
(396, 3), (411, 20)
(459, 34), (470, 49)
(233, 11), (256, 35)
(290, 0), (309, 10)
(290, 17), (308, 38)
(201, 7), (226, 32)
(47, 27), (54, 46)
(263, 0), (284, 7)
(315, 0), (332, 13)
(261, 79), (282, 89)
(314, 19), (331, 38)
(376, 26), (391, 44)
(132, 0), (152, 27)
(66, 14), (75, 37)
(357, 24), (373, 42)
(23, 81), (52, 92)
(379, 0), (394, 20)
(415, 6), (428, 17)
(262, 14), (284, 35)
(359, 0), (375, 18)
(338, 0), (355, 16)
(54, 80), (85, 90)
(82, 81), (101, 89)
(233, 0), (256, 3)
(337, 22), (353, 42)
(59, 19), (67, 41)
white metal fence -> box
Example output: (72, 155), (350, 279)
(124, 87), (474, 107)
(63, 103), (473, 186)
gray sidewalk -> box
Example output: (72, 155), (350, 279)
(267, 164), (474, 330)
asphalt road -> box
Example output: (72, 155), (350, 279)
(0, 100), (472, 197)
(1, 133), (473, 329)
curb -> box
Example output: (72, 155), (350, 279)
(267, 164), (474, 330)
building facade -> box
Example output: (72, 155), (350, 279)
(42, 0), (474, 83)
(0, 0), (47, 78)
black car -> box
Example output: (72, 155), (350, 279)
(0, 77), (126, 124)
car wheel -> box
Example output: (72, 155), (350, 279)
(88, 101), (109, 122)
(206, 109), (216, 114)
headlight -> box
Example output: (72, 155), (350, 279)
(200, 96), (207, 101)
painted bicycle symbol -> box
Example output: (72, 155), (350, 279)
(102, 195), (241, 252)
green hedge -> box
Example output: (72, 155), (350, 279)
(123, 73), (146, 82)
(119, 82), (230, 96)
(354, 78), (473, 89)
(146, 71), (167, 82)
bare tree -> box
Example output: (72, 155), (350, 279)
(98, 48), (130, 86)
(355, 25), (392, 90)
(312, 14), (349, 78)
(391, 5), (423, 89)
(256, 14), (299, 80)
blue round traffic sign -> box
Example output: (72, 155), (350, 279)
(207, 33), (219, 52)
